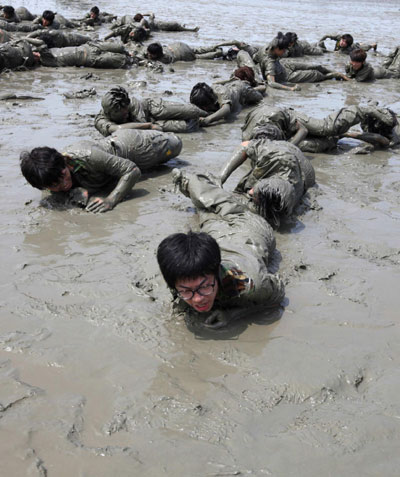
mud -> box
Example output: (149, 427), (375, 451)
(1, 0), (400, 476)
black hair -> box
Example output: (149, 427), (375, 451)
(42, 10), (55, 22)
(189, 82), (219, 112)
(361, 108), (397, 137)
(39, 32), (56, 49)
(252, 124), (285, 141)
(285, 32), (298, 44)
(134, 13), (143, 22)
(157, 231), (221, 289)
(350, 48), (367, 63)
(90, 6), (100, 16)
(130, 26), (147, 42)
(269, 31), (289, 51)
(147, 42), (163, 59)
(3, 6), (15, 16)
(20, 147), (66, 190)
(341, 34), (354, 47)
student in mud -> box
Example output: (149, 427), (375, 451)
(136, 12), (198, 32)
(340, 49), (399, 82)
(145, 41), (245, 64)
(189, 70), (265, 127)
(241, 103), (399, 152)
(36, 38), (132, 68)
(218, 125), (315, 228)
(0, 18), (41, 32)
(95, 86), (207, 136)
(259, 32), (343, 91)
(105, 24), (149, 44)
(20, 128), (182, 213)
(77, 6), (115, 26)
(157, 171), (285, 329)
(32, 10), (61, 29)
(284, 32), (325, 57)
(26, 30), (91, 48)
(318, 33), (377, 54)
(380, 45), (400, 76)
(1, 6), (20, 23)
(0, 39), (37, 71)
(14, 6), (36, 21)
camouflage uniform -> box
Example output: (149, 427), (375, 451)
(95, 89), (207, 136)
(345, 62), (375, 82)
(28, 29), (91, 48)
(173, 171), (285, 313)
(15, 7), (36, 21)
(0, 18), (40, 32)
(39, 42), (129, 68)
(66, 128), (182, 172)
(287, 40), (324, 57)
(0, 40), (35, 70)
(382, 46), (400, 76)
(213, 80), (264, 113)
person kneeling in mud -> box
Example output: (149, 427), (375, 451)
(189, 68), (265, 127)
(95, 86), (207, 136)
(20, 128), (182, 213)
(218, 125), (315, 228)
(157, 172), (285, 329)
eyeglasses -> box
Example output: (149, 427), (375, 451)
(176, 277), (216, 301)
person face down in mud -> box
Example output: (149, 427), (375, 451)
(157, 232), (220, 315)
(20, 146), (140, 213)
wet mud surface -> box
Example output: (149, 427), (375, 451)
(1, 0), (400, 475)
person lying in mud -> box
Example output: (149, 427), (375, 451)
(189, 71), (265, 127)
(218, 124), (315, 228)
(1, 5), (20, 23)
(284, 32), (325, 57)
(95, 86), (207, 136)
(20, 128), (182, 213)
(157, 172), (285, 329)
(318, 33), (377, 54)
(381, 45), (400, 76)
(15, 6), (36, 21)
(145, 41), (248, 64)
(135, 12), (199, 32)
(75, 6), (115, 27)
(32, 10), (61, 29)
(36, 38), (132, 69)
(0, 18), (41, 32)
(340, 49), (399, 82)
(0, 27), (11, 43)
(0, 39), (37, 71)
(258, 32), (343, 91)
(26, 30), (91, 48)
(105, 24), (149, 44)
(241, 103), (400, 152)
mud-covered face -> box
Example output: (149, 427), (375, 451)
(47, 167), (73, 192)
(42, 18), (51, 27)
(175, 274), (218, 313)
(350, 60), (363, 71)
(109, 105), (130, 124)
(339, 38), (348, 48)
(273, 47), (286, 57)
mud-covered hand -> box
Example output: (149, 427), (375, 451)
(69, 187), (89, 207)
(204, 310), (230, 329)
(85, 197), (115, 213)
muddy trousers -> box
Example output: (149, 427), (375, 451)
(178, 172), (285, 306)
(284, 61), (333, 83)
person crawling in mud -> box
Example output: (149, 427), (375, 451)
(157, 171), (285, 329)
(318, 33), (377, 54)
(1, 5), (21, 23)
(340, 49), (400, 81)
(189, 70), (265, 127)
(20, 128), (182, 213)
(218, 124), (315, 228)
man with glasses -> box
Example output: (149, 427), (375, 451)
(156, 170), (285, 329)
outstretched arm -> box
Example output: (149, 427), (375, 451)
(218, 142), (249, 185)
(341, 131), (390, 148)
(290, 121), (308, 145)
(200, 103), (231, 126)
(267, 75), (300, 91)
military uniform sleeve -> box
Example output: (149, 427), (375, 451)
(89, 147), (140, 204)
(241, 82), (263, 106)
(355, 63), (375, 82)
(94, 110), (113, 136)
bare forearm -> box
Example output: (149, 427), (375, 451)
(219, 145), (248, 184)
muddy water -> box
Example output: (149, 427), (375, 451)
(1, 0), (400, 475)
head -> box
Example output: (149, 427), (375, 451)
(350, 48), (366, 70)
(101, 86), (131, 123)
(39, 32), (56, 49)
(269, 31), (289, 56)
(189, 82), (219, 113)
(42, 10), (55, 26)
(147, 42), (163, 60)
(340, 34), (353, 48)
(285, 31), (298, 47)
(157, 231), (221, 313)
(20, 147), (73, 192)
(251, 124), (285, 141)
(234, 66), (256, 86)
(3, 6), (15, 18)
(134, 13), (143, 22)
(90, 6), (100, 19)
(130, 26), (147, 42)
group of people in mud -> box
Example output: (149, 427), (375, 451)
(4, 5), (399, 329)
